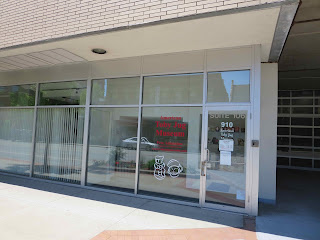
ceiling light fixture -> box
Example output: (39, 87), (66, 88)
(92, 48), (107, 54)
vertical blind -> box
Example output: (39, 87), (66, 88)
(0, 109), (34, 175)
(33, 108), (85, 183)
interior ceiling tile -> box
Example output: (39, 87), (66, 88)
(0, 49), (86, 72)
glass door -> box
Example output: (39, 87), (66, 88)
(201, 106), (250, 212)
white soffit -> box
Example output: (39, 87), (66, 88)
(0, 49), (86, 72)
(0, 7), (281, 70)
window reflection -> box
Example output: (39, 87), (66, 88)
(138, 107), (202, 202)
(0, 84), (36, 106)
(207, 70), (250, 102)
(143, 73), (203, 104)
(91, 77), (140, 105)
(0, 109), (34, 175)
(39, 80), (87, 105)
(87, 108), (139, 192)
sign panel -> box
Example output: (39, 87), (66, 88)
(220, 151), (231, 166)
(219, 139), (234, 152)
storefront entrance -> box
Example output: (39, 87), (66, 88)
(0, 47), (260, 215)
(201, 107), (251, 213)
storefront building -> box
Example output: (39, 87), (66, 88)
(0, 0), (299, 216)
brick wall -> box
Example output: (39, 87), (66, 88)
(0, 0), (282, 49)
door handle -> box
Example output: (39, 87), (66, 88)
(201, 149), (210, 176)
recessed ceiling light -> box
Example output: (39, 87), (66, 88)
(92, 48), (107, 54)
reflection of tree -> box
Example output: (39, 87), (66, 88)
(9, 85), (36, 106)
(91, 81), (105, 103)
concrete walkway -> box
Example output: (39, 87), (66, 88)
(0, 174), (255, 240)
(256, 169), (320, 240)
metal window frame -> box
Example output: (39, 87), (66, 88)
(0, 47), (260, 215)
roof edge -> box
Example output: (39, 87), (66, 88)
(268, 0), (300, 62)
(1, 1), (294, 52)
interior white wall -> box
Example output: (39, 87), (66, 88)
(259, 63), (278, 203)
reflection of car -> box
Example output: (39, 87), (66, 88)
(122, 137), (158, 150)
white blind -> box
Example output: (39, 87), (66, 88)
(0, 109), (34, 175)
(33, 108), (85, 183)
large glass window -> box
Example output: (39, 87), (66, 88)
(138, 107), (202, 202)
(39, 80), (87, 105)
(87, 108), (139, 192)
(207, 70), (250, 102)
(0, 84), (36, 106)
(33, 108), (85, 183)
(143, 74), (203, 104)
(0, 109), (34, 175)
(91, 77), (140, 105)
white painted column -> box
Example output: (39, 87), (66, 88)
(259, 63), (278, 203)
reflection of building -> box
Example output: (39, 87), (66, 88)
(0, 0), (301, 217)
(208, 73), (229, 102)
(230, 80), (250, 102)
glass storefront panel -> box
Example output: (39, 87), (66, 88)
(143, 74), (203, 104)
(207, 70), (250, 102)
(205, 112), (246, 208)
(33, 108), (85, 183)
(0, 109), (34, 175)
(138, 107), (202, 202)
(39, 80), (87, 105)
(91, 77), (140, 105)
(87, 108), (139, 192)
(0, 84), (36, 106)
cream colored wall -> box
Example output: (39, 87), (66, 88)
(259, 63), (278, 203)
(0, 47), (253, 85)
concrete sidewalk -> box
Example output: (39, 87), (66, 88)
(0, 174), (256, 240)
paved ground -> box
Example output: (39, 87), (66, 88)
(0, 169), (319, 240)
(256, 169), (320, 240)
(0, 174), (254, 240)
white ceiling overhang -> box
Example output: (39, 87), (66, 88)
(0, 5), (293, 72)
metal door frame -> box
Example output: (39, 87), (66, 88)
(199, 105), (252, 214)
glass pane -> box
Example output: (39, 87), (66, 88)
(0, 84), (36, 106)
(207, 70), (250, 102)
(87, 108), (139, 192)
(206, 112), (246, 208)
(291, 117), (312, 126)
(143, 74), (203, 104)
(278, 117), (290, 125)
(291, 128), (312, 136)
(33, 108), (85, 183)
(278, 99), (290, 105)
(291, 158), (312, 168)
(292, 99), (313, 105)
(291, 138), (312, 147)
(278, 107), (290, 114)
(291, 148), (313, 158)
(292, 107), (313, 114)
(292, 90), (313, 97)
(277, 157), (289, 166)
(278, 91), (290, 97)
(39, 80), (87, 105)
(278, 127), (289, 135)
(91, 77), (140, 105)
(0, 109), (34, 175)
(277, 137), (289, 145)
(138, 107), (202, 202)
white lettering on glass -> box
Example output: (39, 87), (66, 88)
(167, 159), (183, 178)
(154, 156), (166, 180)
